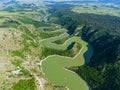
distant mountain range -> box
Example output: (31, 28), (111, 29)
(0, 0), (120, 3)
(99, 0), (120, 3)
(43, 0), (120, 3)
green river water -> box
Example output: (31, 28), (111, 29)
(41, 33), (93, 90)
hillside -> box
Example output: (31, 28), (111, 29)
(0, 1), (68, 90)
(0, 1), (120, 90)
(49, 3), (120, 90)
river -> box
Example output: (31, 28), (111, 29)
(41, 32), (93, 90)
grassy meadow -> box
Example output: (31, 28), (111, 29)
(72, 5), (120, 17)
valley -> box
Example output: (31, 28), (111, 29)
(0, 0), (120, 90)
(41, 31), (93, 90)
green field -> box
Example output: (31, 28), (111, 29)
(12, 78), (36, 90)
(71, 5), (120, 17)
(0, 2), (52, 90)
(0, 2), (94, 90)
(41, 32), (93, 90)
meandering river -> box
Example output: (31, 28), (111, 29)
(41, 33), (93, 90)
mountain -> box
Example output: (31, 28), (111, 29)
(100, 0), (120, 3)
(0, 0), (120, 3)
(43, 0), (120, 3)
(49, 3), (120, 90)
(0, 0), (41, 3)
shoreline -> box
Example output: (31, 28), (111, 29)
(40, 32), (92, 90)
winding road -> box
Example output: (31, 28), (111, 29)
(40, 32), (93, 90)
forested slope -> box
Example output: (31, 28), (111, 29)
(49, 4), (120, 90)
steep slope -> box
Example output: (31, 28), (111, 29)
(49, 3), (120, 90)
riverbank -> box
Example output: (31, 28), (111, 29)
(40, 31), (93, 90)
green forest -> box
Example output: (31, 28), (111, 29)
(49, 3), (120, 90)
